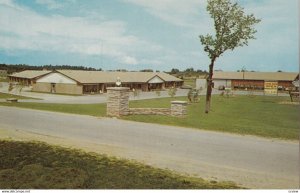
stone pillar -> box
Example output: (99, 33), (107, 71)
(107, 87), (130, 117)
(171, 101), (187, 117)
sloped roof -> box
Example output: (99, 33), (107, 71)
(56, 70), (182, 84)
(8, 70), (52, 79)
(213, 71), (298, 81)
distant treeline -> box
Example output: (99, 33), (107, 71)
(168, 68), (208, 78)
(112, 68), (208, 78)
(0, 64), (208, 78)
(0, 64), (102, 74)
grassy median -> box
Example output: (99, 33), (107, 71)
(0, 94), (298, 140)
(0, 140), (239, 189)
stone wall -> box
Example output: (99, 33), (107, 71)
(106, 87), (187, 117)
(129, 108), (170, 115)
(170, 101), (187, 117)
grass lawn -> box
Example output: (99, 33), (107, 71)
(0, 95), (298, 140)
(0, 140), (239, 189)
(124, 95), (299, 140)
(0, 92), (36, 100)
(0, 102), (106, 117)
(30, 90), (83, 96)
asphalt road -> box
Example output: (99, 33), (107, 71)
(0, 106), (298, 188)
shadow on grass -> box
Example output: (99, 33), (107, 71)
(0, 140), (241, 189)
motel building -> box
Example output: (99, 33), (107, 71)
(8, 70), (183, 95)
(212, 71), (299, 91)
(196, 71), (299, 91)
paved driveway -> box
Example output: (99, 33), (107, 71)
(0, 81), (289, 104)
(0, 82), (190, 104)
(0, 106), (298, 188)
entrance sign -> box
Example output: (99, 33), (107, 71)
(264, 81), (278, 95)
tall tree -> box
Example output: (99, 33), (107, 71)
(200, 0), (260, 113)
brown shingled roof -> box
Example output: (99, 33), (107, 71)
(213, 71), (298, 81)
(8, 70), (52, 79)
(56, 70), (182, 84)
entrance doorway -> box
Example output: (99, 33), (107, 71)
(51, 83), (56, 93)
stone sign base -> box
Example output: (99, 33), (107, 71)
(106, 87), (130, 117)
(106, 87), (187, 117)
(171, 101), (187, 117)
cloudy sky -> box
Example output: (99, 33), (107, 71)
(0, 0), (298, 72)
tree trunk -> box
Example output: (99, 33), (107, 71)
(205, 58), (216, 113)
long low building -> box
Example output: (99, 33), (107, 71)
(8, 70), (52, 85)
(8, 70), (183, 94)
(212, 71), (299, 90)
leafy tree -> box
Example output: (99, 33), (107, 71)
(168, 87), (177, 98)
(8, 83), (13, 92)
(199, 0), (260, 113)
(133, 88), (140, 98)
(140, 69), (153, 72)
(0, 64), (102, 74)
(170, 68), (180, 74)
(185, 68), (194, 72)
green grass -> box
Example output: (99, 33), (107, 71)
(0, 140), (239, 189)
(0, 95), (298, 140)
(0, 102), (106, 117)
(0, 92), (35, 100)
(124, 95), (299, 140)
(30, 90), (83, 96)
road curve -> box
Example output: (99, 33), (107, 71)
(0, 106), (298, 188)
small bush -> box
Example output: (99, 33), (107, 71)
(168, 87), (177, 98)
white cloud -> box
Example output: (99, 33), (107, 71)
(121, 56), (138, 65)
(35, 0), (63, 10)
(125, 0), (298, 71)
(124, 0), (210, 31)
(239, 0), (298, 57)
(0, 0), (161, 65)
(0, 0), (24, 10)
(211, 0), (298, 71)
(0, 0), (297, 71)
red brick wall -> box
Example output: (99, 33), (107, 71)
(231, 80), (264, 89)
(231, 79), (293, 90)
(278, 81), (293, 88)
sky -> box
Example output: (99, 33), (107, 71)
(0, 0), (298, 72)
